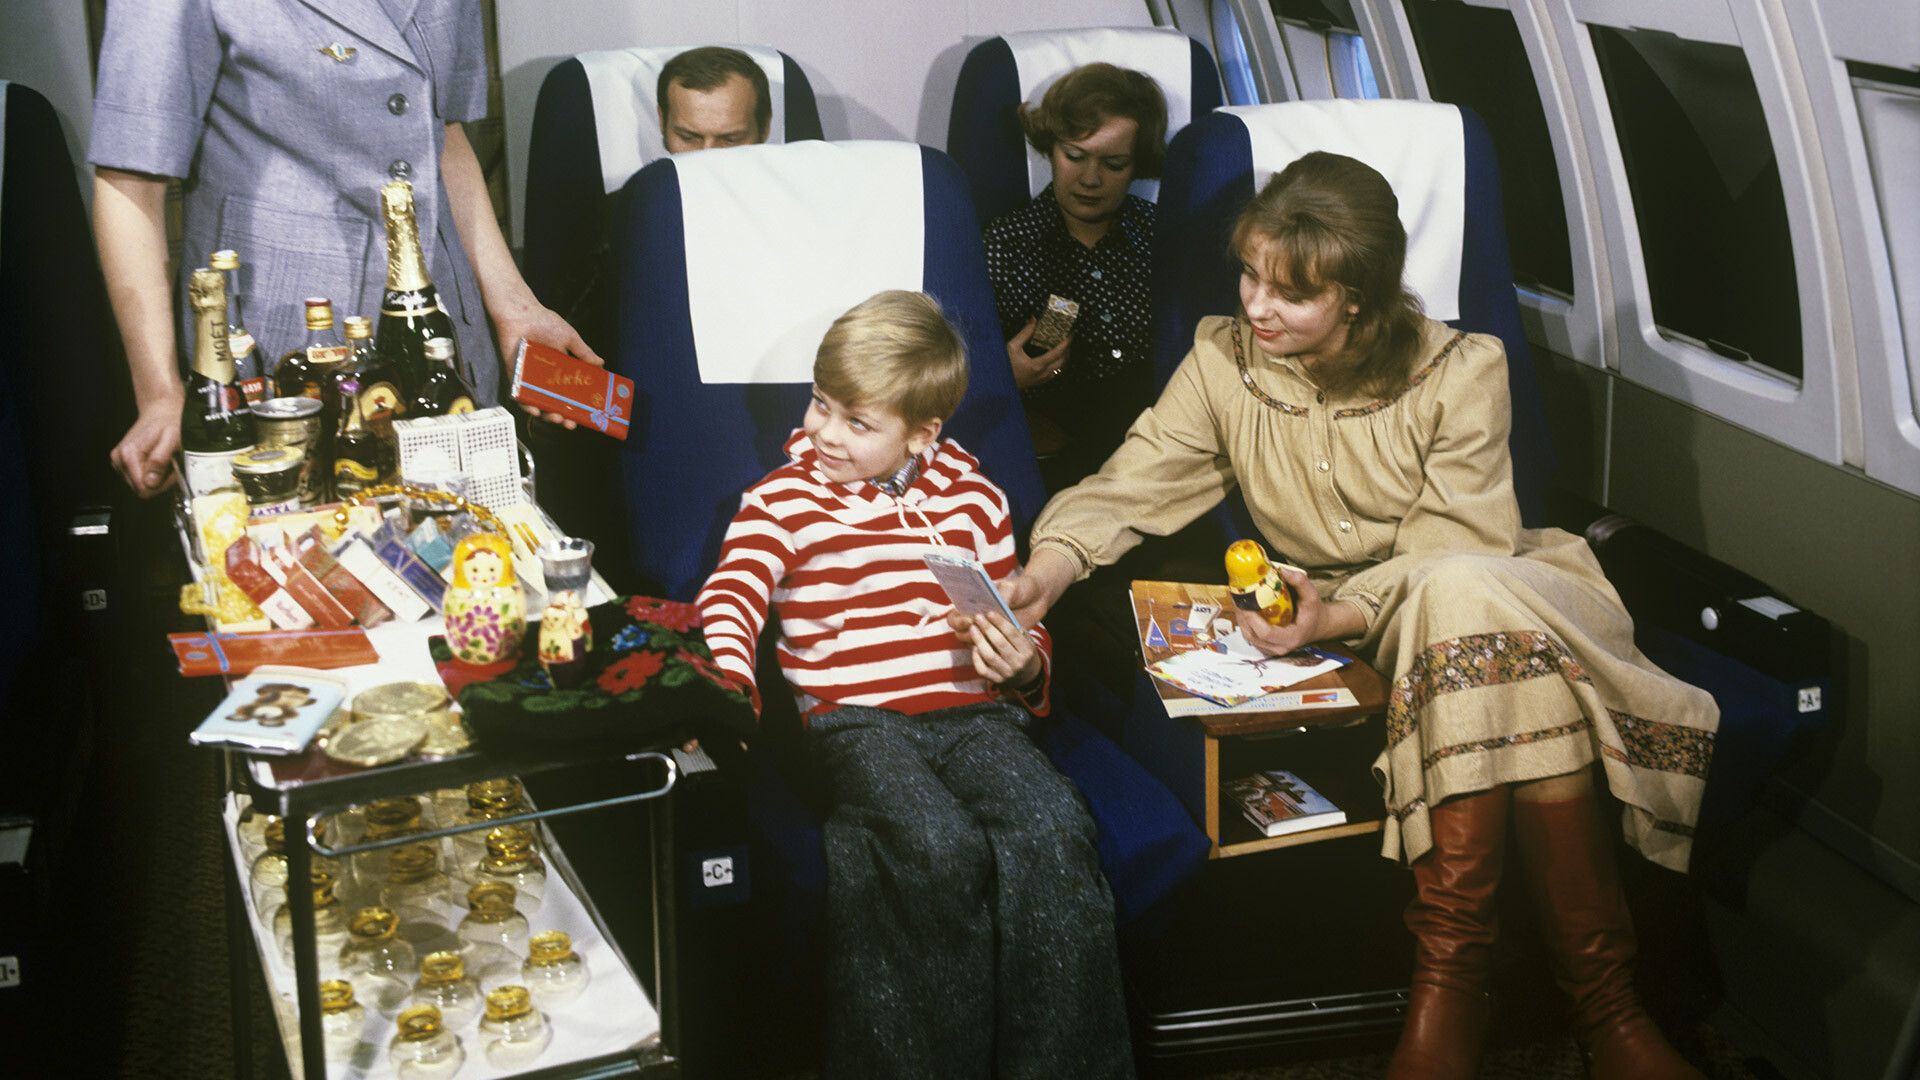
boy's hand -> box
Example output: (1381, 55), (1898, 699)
(958, 610), (1042, 689)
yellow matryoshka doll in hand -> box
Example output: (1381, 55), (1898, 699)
(445, 534), (526, 669)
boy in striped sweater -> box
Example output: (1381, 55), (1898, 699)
(697, 291), (1133, 1078)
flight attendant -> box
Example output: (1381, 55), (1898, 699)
(92, 0), (598, 497)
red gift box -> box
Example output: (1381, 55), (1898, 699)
(170, 628), (378, 676)
(510, 339), (633, 440)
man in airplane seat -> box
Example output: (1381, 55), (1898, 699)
(696, 291), (1133, 1078)
(985, 62), (1168, 492)
(657, 45), (771, 153)
(1004, 154), (1718, 1080)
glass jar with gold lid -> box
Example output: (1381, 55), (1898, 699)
(338, 906), (417, 1016)
(473, 825), (546, 914)
(235, 802), (277, 865)
(351, 795), (435, 889)
(478, 985), (552, 1069)
(251, 818), (343, 924)
(388, 1003), (466, 1078)
(409, 950), (482, 1028)
(458, 880), (530, 952)
(379, 839), (453, 930)
(317, 979), (367, 1063)
(273, 868), (351, 972)
(450, 777), (537, 877)
(523, 929), (591, 1009)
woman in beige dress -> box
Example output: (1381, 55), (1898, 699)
(1001, 152), (1716, 1080)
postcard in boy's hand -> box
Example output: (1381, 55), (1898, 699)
(189, 667), (348, 754)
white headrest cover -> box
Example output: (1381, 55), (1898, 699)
(677, 141), (926, 385)
(1003, 27), (1195, 204)
(1221, 101), (1465, 321)
(574, 45), (788, 195)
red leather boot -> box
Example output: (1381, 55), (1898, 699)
(1512, 792), (1705, 1080)
(1386, 786), (1512, 1080)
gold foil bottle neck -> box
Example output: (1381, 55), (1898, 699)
(484, 985), (533, 1022)
(396, 1004), (445, 1040)
(344, 315), (372, 341)
(210, 249), (241, 271)
(348, 906), (400, 941)
(419, 951), (466, 984)
(189, 268), (234, 381)
(303, 297), (337, 330)
(527, 931), (575, 965)
(380, 180), (431, 293)
(319, 980), (358, 1014)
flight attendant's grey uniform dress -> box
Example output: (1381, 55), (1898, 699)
(89, 0), (501, 404)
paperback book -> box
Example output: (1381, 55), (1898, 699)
(1223, 770), (1348, 838)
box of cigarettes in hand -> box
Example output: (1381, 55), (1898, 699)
(1024, 294), (1079, 358)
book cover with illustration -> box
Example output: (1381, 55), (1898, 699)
(1223, 769), (1348, 838)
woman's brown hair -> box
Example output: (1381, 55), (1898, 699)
(1232, 151), (1426, 397)
(1019, 63), (1169, 180)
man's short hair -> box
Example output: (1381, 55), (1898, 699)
(1019, 62), (1169, 180)
(657, 46), (772, 137)
(815, 291), (969, 427)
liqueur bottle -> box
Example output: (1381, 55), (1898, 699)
(407, 336), (477, 418)
(389, 1004), (466, 1078)
(275, 298), (354, 412)
(1224, 539), (1298, 627)
(478, 985), (552, 1069)
(522, 930), (591, 1010)
(410, 951), (483, 1029)
(376, 180), (461, 397)
(179, 267), (256, 497)
(473, 826), (546, 914)
(339, 906), (418, 1016)
(209, 249), (263, 405)
(332, 374), (395, 499)
(318, 980), (369, 1063)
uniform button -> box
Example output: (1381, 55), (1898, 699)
(387, 93), (409, 115)
(1318, 460), (1330, 472)
(1338, 520), (1353, 533)
(388, 159), (412, 180)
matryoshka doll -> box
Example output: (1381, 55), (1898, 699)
(444, 533), (526, 669)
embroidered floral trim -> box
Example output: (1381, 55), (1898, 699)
(1385, 630), (1588, 747)
(1607, 708), (1714, 779)
(1230, 322), (1311, 417)
(1331, 333), (1462, 419)
(1419, 718), (1594, 771)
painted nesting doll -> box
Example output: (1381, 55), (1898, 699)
(444, 533), (526, 667)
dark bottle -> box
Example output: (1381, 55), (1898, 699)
(180, 267), (257, 497)
(210, 249), (264, 405)
(375, 180), (460, 399)
(332, 374), (395, 499)
(408, 337), (477, 418)
(275, 297), (354, 420)
(343, 314), (406, 426)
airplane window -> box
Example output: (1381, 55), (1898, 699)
(1270, 0), (1358, 31)
(1211, 0), (1262, 105)
(1589, 25), (1802, 381)
(1326, 29), (1380, 99)
(1402, 2), (1572, 298)
(1849, 61), (1920, 422)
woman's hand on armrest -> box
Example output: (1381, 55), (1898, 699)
(1232, 565), (1366, 655)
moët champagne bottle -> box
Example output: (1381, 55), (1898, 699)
(375, 180), (460, 399)
(180, 267), (256, 497)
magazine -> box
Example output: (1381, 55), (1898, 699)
(1146, 635), (1350, 707)
(1223, 770), (1348, 838)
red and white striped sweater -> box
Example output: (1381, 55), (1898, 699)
(697, 432), (1050, 721)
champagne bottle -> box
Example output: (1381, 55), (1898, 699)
(376, 180), (461, 400)
(210, 249), (264, 405)
(1224, 539), (1298, 627)
(275, 298), (354, 408)
(180, 267), (256, 497)
(332, 373), (395, 499)
(408, 337), (477, 418)
(344, 314), (406, 425)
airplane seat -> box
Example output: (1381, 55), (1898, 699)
(610, 139), (1210, 987)
(0, 81), (125, 1033)
(521, 45), (823, 591)
(945, 26), (1225, 228)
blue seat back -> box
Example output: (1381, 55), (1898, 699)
(1152, 103), (1557, 525)
(946, 28), (1224, 227)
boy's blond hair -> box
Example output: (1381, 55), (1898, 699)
(814, 290), (969, 426)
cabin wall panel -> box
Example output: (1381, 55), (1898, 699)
(0, 0), (95, 211)
(1604, 380), (1920, 867)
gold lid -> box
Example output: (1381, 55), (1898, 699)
(419, 951), (466, 984)
(363, 797), (423, 837)
(263, 818), (286, 854)
(353, 682), (449, 724)
(318, 980), (357, 1014)
(233, 445), (305, 474)
(210, 249), (241, 271)
(465, 880), (518, 916)
(385, 842), (438, 882)
(347, 906), (400, 941)
(527, 930), (575, 965)
(484, 825), (536, 862)
(395, 1004), (445, 1040)
(483, 985), (533, 1022)
(343, 315), (372, 340)
(467, 778), (524, 815)
(303, 297), (336, 330)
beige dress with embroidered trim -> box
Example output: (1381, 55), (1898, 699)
(1032, 315), (1718, 871)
